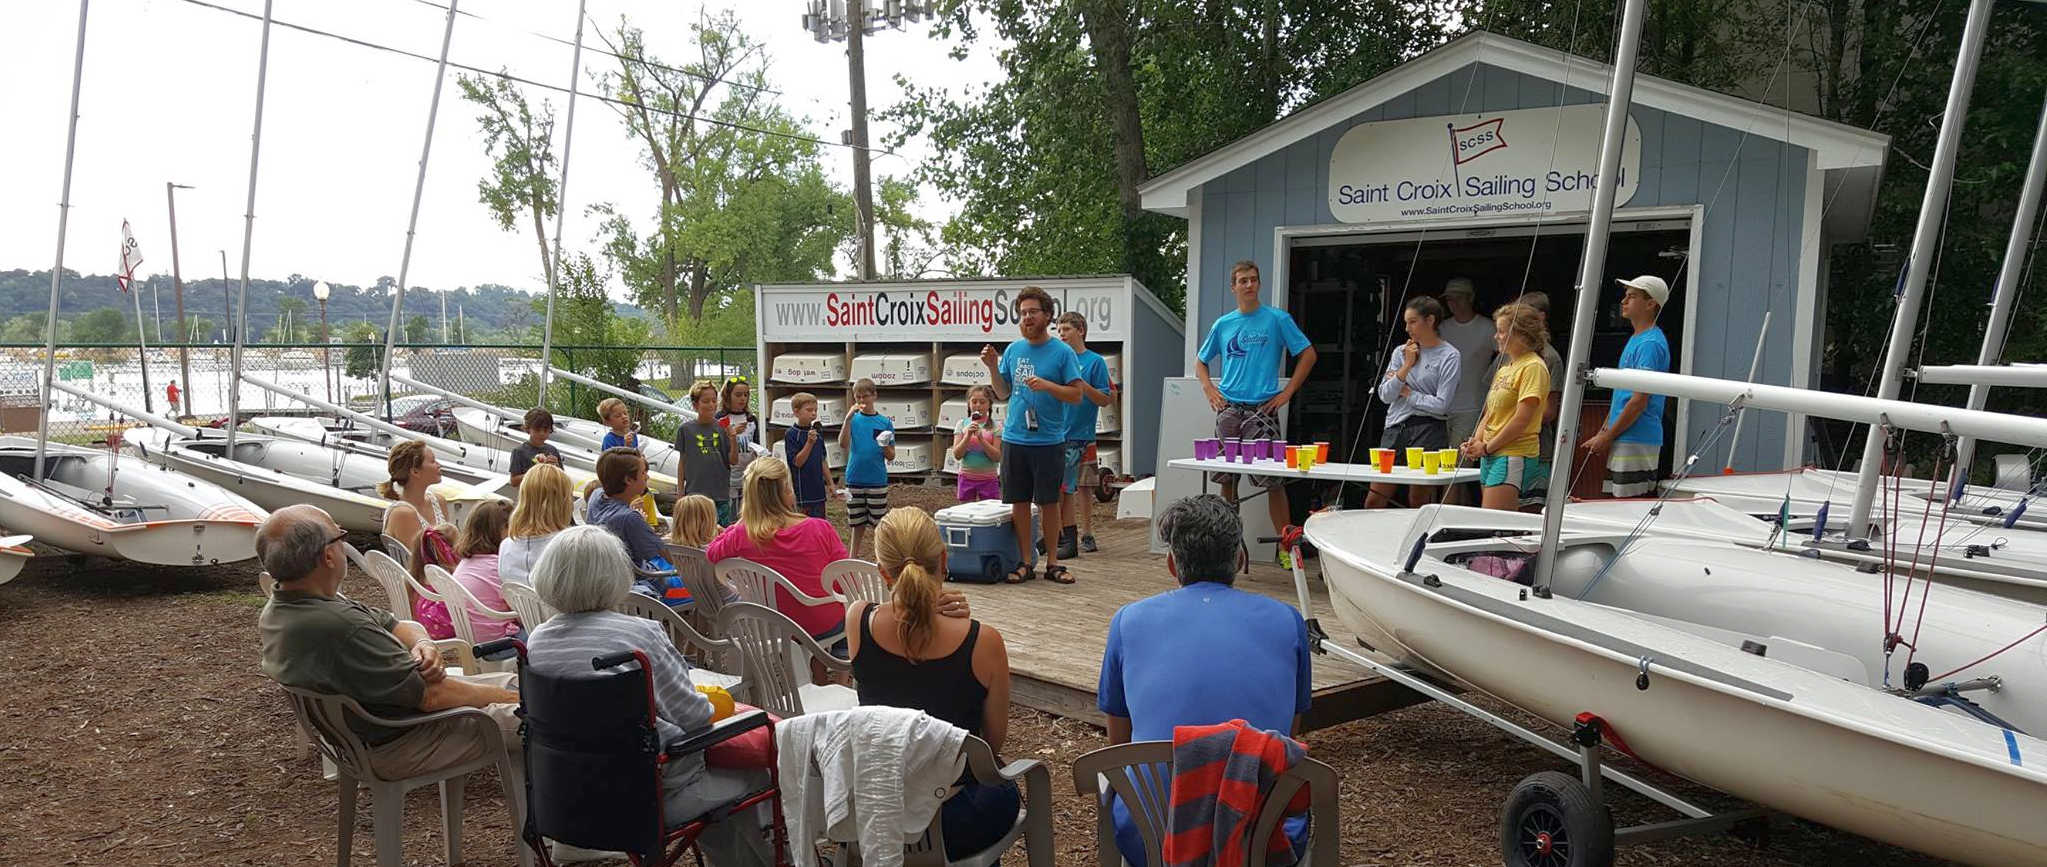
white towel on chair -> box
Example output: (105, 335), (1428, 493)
(776, 707), (967, 867)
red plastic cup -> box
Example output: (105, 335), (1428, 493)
(1376, 448), (1395, 473)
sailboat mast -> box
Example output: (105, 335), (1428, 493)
(1950, 90), (2047, 491)
(1531, 0), (1648, 594)
(225, 0), (277, 457)
(35, 0), (91, 481)
(380, 0), (461, 420)
(1845, 0), (1996, 538)
(538, 0), (590, 410)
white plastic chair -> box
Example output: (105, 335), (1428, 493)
(819, 732), (1054, 867)
(499, 581), (556, 631)
(354, 548), (440, 622)
(424, 565), (521, 674)
(612, 592), (744, 694)
(277, 680), (531, 867)
(715, 602), (856, 717)
(716, 557), (838, 612)
(822, 558), (891, 607)
(665, 543), (730, 626)
(379, 532), (414, 573)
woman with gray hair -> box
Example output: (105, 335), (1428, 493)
(524, 525), (773, 866)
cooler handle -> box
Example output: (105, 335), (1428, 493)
(945, 526), (971, 547)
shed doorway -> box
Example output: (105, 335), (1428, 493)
(1283, 218), (1691, 504)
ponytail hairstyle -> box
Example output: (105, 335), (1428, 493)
(455, 499), (512, 559)
(874, 506), (947, 661)
(380, 440), (430, 500)
(738, 456), (805, 547)
(1495, 302), (1549, 356)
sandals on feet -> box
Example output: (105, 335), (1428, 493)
(1043, 564), (1075, 584)
(1003, 563), (1035, 584)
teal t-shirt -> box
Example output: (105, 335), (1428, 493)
(1606, 326), (1672, 445)
(844, 411), (894, 488)
(998, 337), (1080, 447)
(1195, 306), (1312, 404)
(1067, 349), (1112, 443)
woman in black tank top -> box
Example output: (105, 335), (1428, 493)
(846, 507), (1017, 860)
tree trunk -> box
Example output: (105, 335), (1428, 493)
(1079, 0), (1149, 272)
(528, 193), (553, 286)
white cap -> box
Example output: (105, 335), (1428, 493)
(1617, 274), (1670, 306)
(1442, 277), (1476, 298)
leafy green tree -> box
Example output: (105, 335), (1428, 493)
(458, 71), (559, 284)
(594, 12), (851, 329)
(405, 315), (432, 344)
(343, 322), (383, 380)
(70, 308), (130, 344)
(0, 312), (58, 343)
(532, 253), (653, 419)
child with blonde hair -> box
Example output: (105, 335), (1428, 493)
(668, 494), (722, 549)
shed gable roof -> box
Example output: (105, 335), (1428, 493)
(1138, 30), (1890, 218)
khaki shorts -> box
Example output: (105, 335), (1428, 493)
(368, 672), (521, 780)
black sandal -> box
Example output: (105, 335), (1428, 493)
(1003, 563), (1034, 584)
(1043, 564), (1075, 584)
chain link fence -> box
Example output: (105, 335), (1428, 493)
(6, 342), (756, 444)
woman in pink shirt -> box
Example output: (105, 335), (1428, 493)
(449, 499), (521, 643)
(707, 457), (848, 648)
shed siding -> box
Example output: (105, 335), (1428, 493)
(1191, 61), (1810, 470)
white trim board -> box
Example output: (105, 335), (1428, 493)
(1139, 31), (1889, 218)
(1269, 204), (1706, 462)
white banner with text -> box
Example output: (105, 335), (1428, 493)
(1328, 104), (1641, 223)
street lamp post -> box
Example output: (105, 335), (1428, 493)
(313, 280), (332, 402)
(166, 181), (194, 414)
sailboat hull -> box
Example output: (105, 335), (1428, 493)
(0, 440), (264, 565)
(0, 543), (29, 585)
(1308, 506), (2047, 866)
(452, 408), (681, 495)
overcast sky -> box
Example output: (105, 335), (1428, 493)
(0, 0), (999, 300)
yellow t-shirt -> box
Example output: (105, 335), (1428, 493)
(1480, 353), (1551, 457)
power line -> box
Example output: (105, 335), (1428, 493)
(173, 0), (894, 157)
(401, 0), (785, 98)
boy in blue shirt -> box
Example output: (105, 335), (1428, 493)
(782, 392), (832, 518)
(1194, 260), (1317, 564)
(1055, 311), (1115, 557)
(1581, 274), (1675, 497)
(979, 286), (1085, 584)
(838, 378), (896, 557)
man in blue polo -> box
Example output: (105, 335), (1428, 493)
(1581, 274), (1674, 497)
(1195, 259), (1317, 565)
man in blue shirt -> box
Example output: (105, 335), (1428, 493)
(1195, 260), (1317, 564)
(1055, 311), (1115, 558)
(1096, 494), (1312, 866)
(979, 286), (1084, 584)
(1581, 274), (1675, 497)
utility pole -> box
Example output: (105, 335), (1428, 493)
(801, 0), (934, 281)
(219, 249), (231, 342)
(167, 181), (193, 414)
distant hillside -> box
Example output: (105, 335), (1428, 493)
(0, 269), (648, 343)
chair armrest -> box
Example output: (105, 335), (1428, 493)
(785, 627), (853, 673)
(343, 699), (500, 731)
(776, 575), (840, 608)
(635, 566), (679, 580)
(994, 757), (1048, 785)
(664, 709), (773, 757)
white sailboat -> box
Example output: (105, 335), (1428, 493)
(0, 435), (263, 566)
(447, 405), (685, 495)
(1303, 1), (2047, 864)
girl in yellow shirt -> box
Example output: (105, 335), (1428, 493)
(1461, 304), (1552, 511)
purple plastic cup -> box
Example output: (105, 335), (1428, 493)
(1197, 438), (1218, 460)
(1223, 438), (1241, 461)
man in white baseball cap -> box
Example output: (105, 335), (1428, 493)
(1581, 274), (1673, 496)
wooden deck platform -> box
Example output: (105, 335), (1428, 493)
(949, 516), (1426, 731)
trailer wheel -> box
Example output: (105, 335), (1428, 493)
(1501, 771), (1613, 867)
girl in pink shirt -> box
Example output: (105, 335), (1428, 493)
(450, 500), (521, 643)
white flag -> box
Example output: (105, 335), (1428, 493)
(118, 220), (145, 293)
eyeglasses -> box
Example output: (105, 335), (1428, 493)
(725, 376), (749, 385)
(326, 529), (349, 548)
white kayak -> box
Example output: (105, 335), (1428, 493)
(125, 428), (501, 534)
(452, 407), (683, 496)
(0, 436), (264, 565)
(1308, 504), (2047, 867)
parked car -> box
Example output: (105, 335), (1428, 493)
(386, 394), (460, 438)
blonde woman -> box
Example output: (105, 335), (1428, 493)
(846, 506), (1015, 860)
(378, 440), (455, 637)
(707, 457), (848, 650)
(500, 462), (574, 587)
(1461, 303), (1552, 511)
(668, 494), (722, 549)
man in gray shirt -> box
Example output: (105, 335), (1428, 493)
(1369, 296), (1461, 508)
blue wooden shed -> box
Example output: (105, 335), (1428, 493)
(1140, 31), (1890, 474)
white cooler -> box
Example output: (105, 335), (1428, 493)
(1096, 444), (1122, 478)
(1100, 353), (1123, 389)
(941, 354), (993, 386)
(770, 352), (846, 384)
(937, 397), (1007, 432)
(770, 395), (846, 428)
(886, 440), (933, 474)
(850, 353), (932, 387)
(871, 395), (934, 429)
